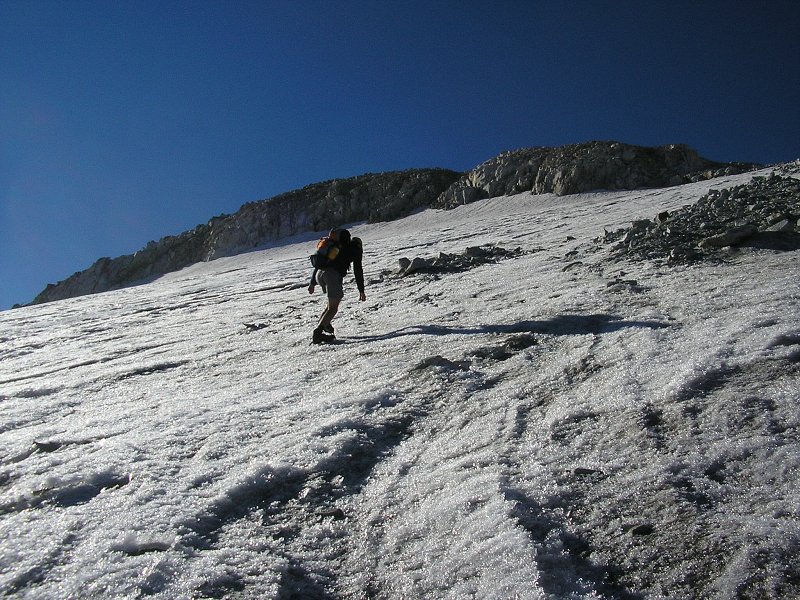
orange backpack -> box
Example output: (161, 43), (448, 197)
(310, 230), (343, 268)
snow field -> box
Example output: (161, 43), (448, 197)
(1, 167), (799, 598)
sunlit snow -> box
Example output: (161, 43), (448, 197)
(1, 168), (798, 599)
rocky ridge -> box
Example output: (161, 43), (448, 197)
(30, 142), (758, 306)
(203, 168), (462, 261)
(435, 141), (755, 208)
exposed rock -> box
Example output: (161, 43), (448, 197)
(317, 507), (346, 520)
(605, 278), (646, 293)
(435, 141), (757, 208)
(470, 333), (538, 361)
(766, 218), (795, 232)
(396, 257), (412, 273)
(396, 245), (527, 277)
(601, 172), (800, 262)
(573, 467), (601, 477)
(776, 159), (800, 177)
(414, 355), (471, 372)
(399, 257), (432, 276)
(698, 225), (759, 249)
(203, 168), (462, 261)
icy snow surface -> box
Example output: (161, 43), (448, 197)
(1, 168), (799, 599)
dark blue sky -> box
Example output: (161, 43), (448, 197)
(2, 1), (799, 309)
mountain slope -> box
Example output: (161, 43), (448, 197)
(1, 166), (798, 599)
(29, 142), (756, 307)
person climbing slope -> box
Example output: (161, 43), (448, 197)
(308, 228), (366, 344)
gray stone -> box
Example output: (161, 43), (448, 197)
(765, 219), (794, 232)
(630, 523), (655, 536)
(397, 245), (526, 277)
(27, 141), (767, 305)
(400, 257), (432, 276)
(699, 225), (759, 249)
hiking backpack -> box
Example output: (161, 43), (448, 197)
(310, 229), (348, 268)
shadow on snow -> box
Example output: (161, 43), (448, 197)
(348, 313), (670, 343)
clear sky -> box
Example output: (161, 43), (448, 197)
(1, 0), (799, 310)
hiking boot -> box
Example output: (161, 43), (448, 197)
(312, 328), (335, 345)
(323, 323), (334, 335)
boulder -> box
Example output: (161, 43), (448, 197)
(699, 225), (759, 249)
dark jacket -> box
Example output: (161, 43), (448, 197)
(310, 238), (365, 293)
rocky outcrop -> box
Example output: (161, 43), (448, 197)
(435, 141), (757, 208)
(32, 225), (213, 305)
(32, 169), (460, 305)
(203, 168), (461, 261)
(601, 172), (800, 262)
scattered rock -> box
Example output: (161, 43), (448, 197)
(766, 218), (794, 232)
(698, 225), (759, 249)
(470, 334), (537, 361)
(606, 278), (645, 293)
(403, 257), (433, 276)
(33, 441), (62, 453)
(601, 173), (800, 262)
(775, 159), (800, 177)
(414, 355), (471, 372)
(28, 141), (767, 305)
(397, 245), (527, 276)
